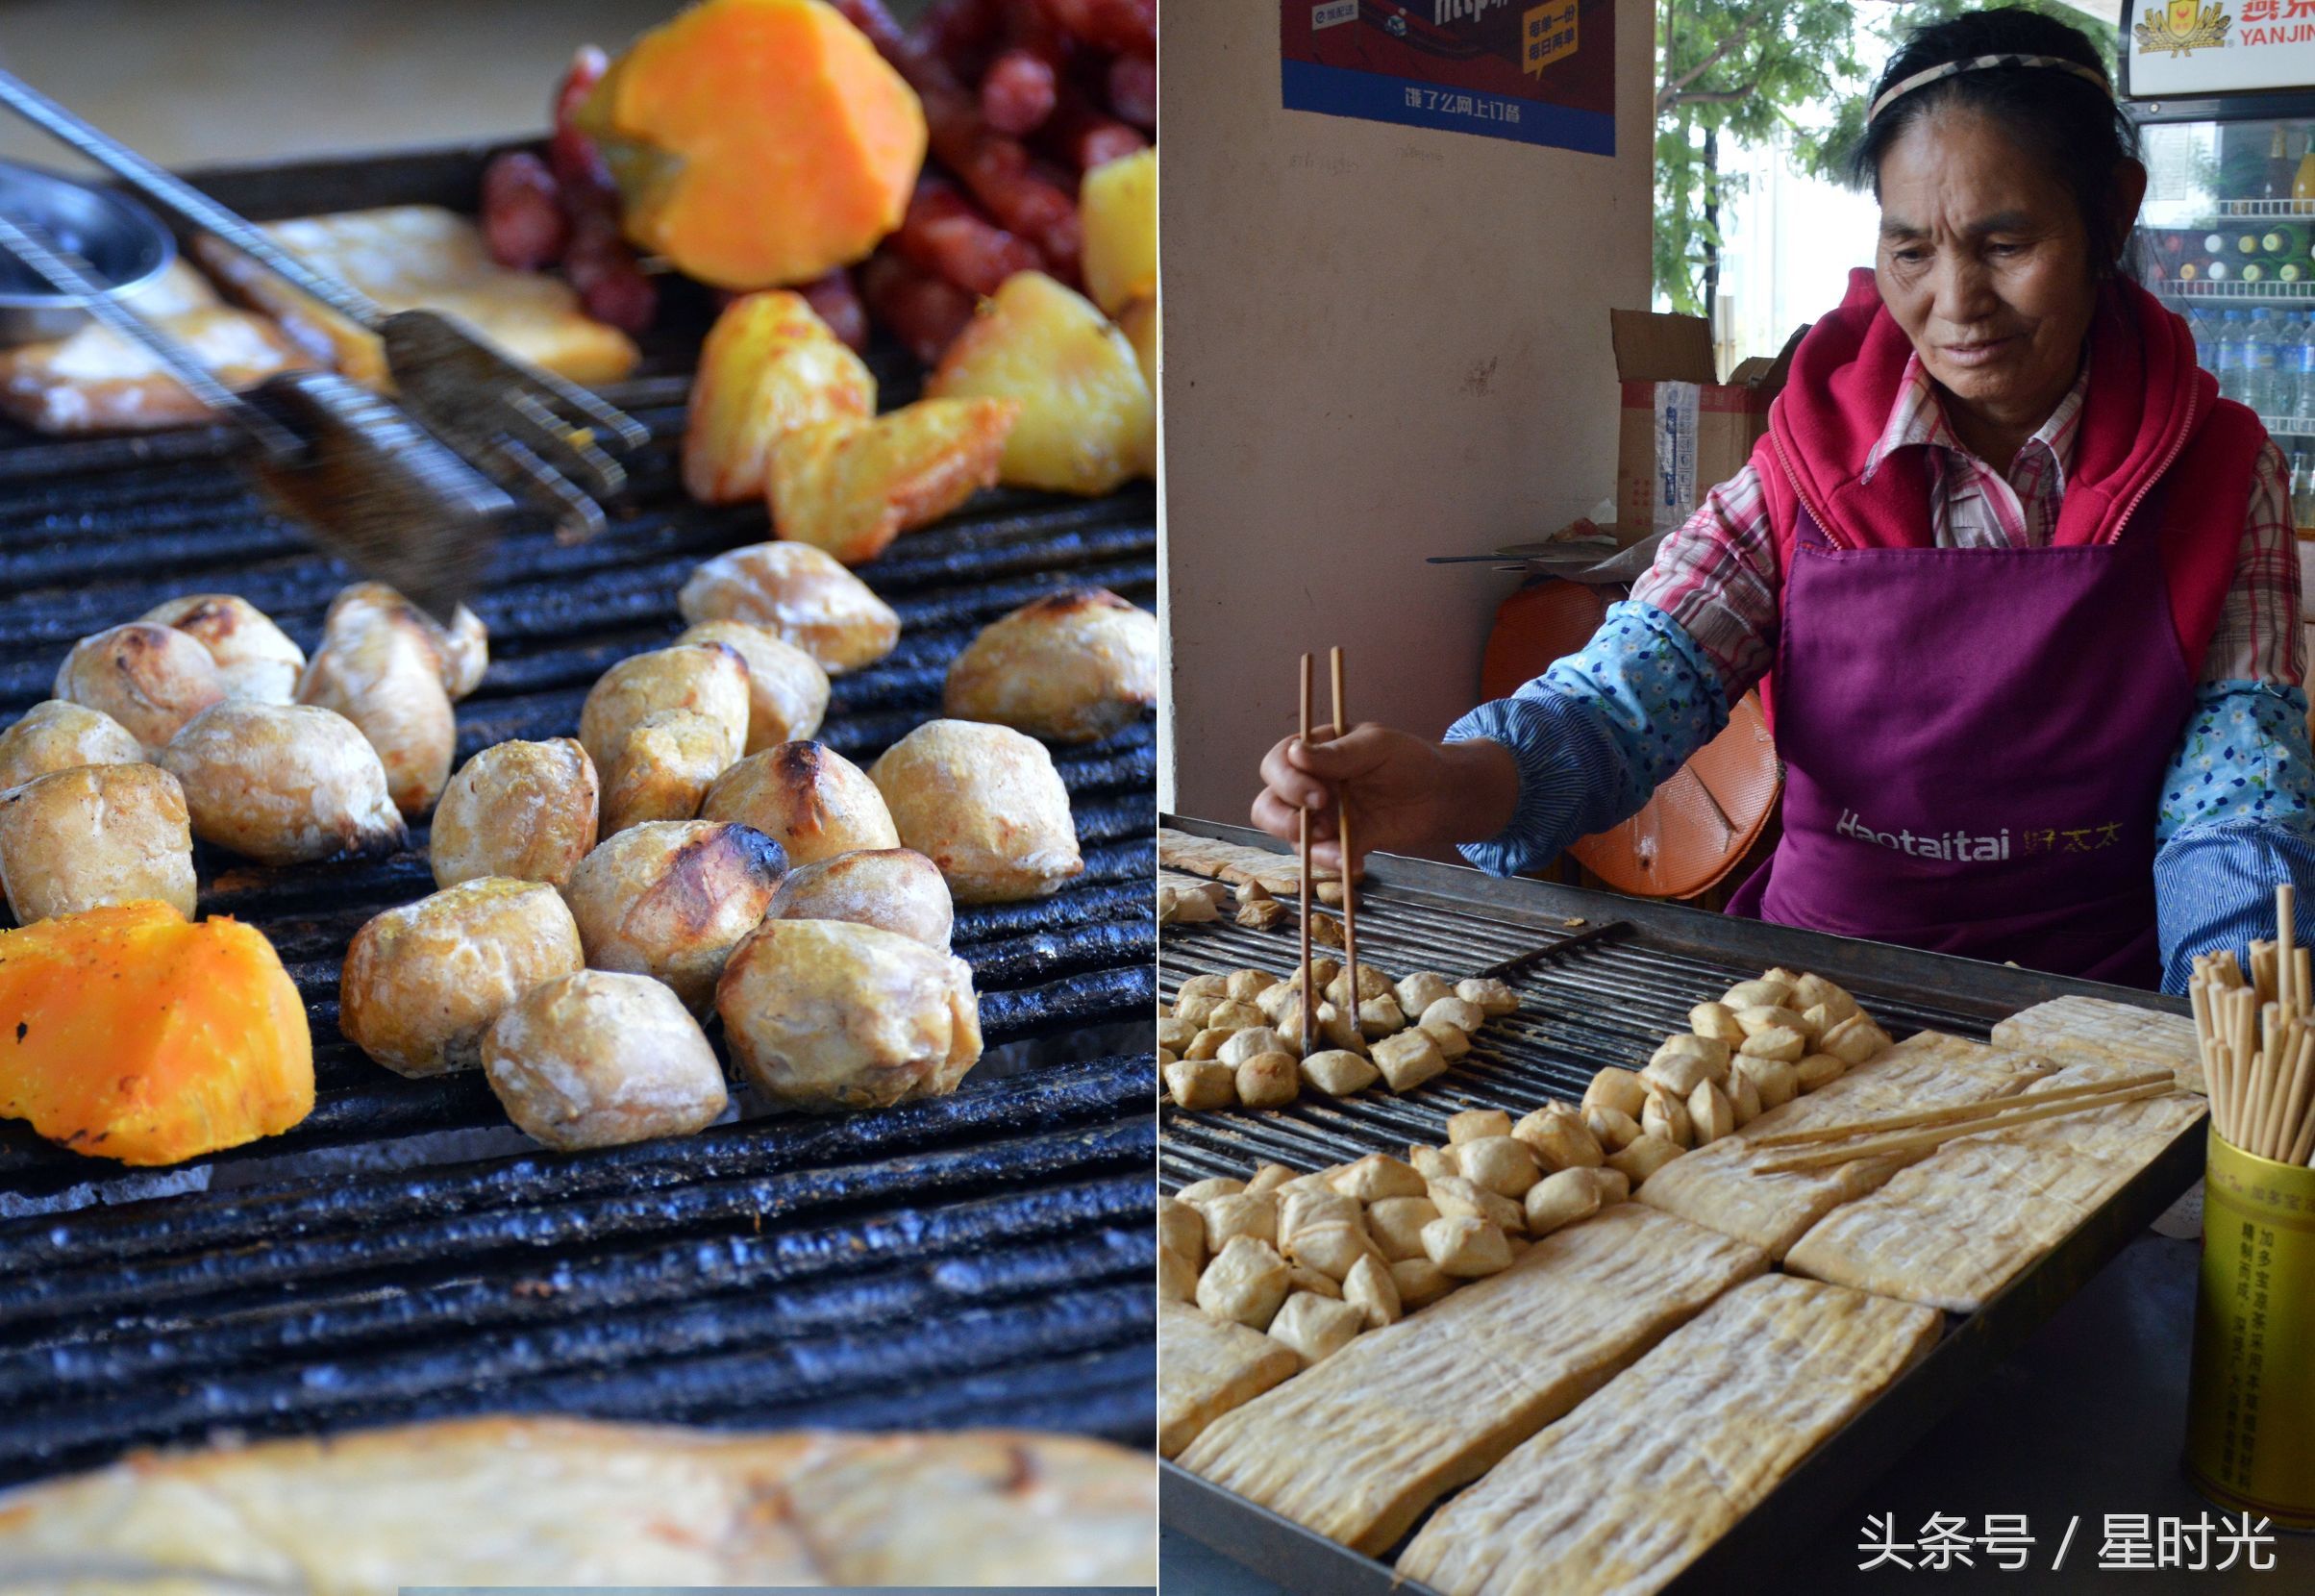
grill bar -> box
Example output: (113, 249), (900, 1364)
(1155, 824), (2088, 1193)
(0, 1050), (1154, 1484)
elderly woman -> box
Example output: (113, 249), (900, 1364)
(1253, 8), (2307, 993)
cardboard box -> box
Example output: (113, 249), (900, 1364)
(1611, 309), (1802, 545)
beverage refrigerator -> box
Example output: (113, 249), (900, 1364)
(2121, 12), (2315, 528)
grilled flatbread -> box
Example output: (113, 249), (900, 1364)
(1398, 1275), (1941, 1596)
(1160, 1298), (1300, 1459)
(0, 1415), (1154, 1590)
(0, 262), (312, 435)
(1991, 994), (2205, 1096)
(1636, 1032), (2056, 1260)
(1783, 1061), (2207, 1312)
(1176, 1202), (1767, 1556)
(195, 206), (639, 387)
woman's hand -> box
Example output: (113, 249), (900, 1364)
(1251, 723), (1521, 875)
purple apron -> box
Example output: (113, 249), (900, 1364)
(1725, 495), (2191, 988)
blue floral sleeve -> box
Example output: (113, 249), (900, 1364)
(2154, 681), (2315, 992)
(1444, 599), (1730, 878)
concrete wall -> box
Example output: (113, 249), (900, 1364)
(1158, 0), (1655, 831)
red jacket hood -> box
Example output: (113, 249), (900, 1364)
(1765, 266), (2217, 549)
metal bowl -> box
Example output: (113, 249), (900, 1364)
(0, 161), (175, 344)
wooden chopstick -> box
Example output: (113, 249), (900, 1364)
(2280, 882), (2297, 1013)
(1297, 652), (1315, 1056)
(1329, 645), (1357, 1021)
(1750, 1080), (2174, 1176)
(1747, 1069), (2178, 1151)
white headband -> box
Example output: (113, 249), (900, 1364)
(1866, 52), (2114, 124)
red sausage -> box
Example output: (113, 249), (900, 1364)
(481, 151), (570, 270)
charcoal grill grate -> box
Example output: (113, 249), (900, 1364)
(1157, 862), (2033, 1192)
(0, 145), (1157, 1481)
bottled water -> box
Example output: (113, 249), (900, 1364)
(2295, 322), (2315, 423)
(2272, 312), (2299, 420)
(2248, 308), (2283, 415)
(2191, 306), (2218, 376)
(2217, 311), (2249, 405)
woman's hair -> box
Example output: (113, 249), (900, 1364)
(1850, 7), (2143, 280)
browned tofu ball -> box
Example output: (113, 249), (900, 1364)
(698, 741), (899, 866)
(561, 820), (789, 1012)
(677, 620), (832, 754)
(759, 847), (954, 950)
(868, 719), (1083, 903)
(0, 701), (143, 790)
(482, 969), (730, 1149)
(942, 588), (1158, 743)
(601, 710), (742, 835)
(326, 582), (488, 700)
(430, 738), (600, 890)
(295, 606), (455, 818)
(159, 702), (405, 865)
(338, 878), (585, 1077)
(0, 762), (196, 922)
(716, 917), (983, 1111)
(138, 594), (307, 703)
(54, 622), (227, 759)
(676, 542), (900, 674)
(577, 643), (751, 775)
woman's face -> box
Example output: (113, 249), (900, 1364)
(1874, 107), (2103, 427)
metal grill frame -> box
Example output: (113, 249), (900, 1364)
(0, 140), (1157, 1481)
(1156, 815), (2203, 1596)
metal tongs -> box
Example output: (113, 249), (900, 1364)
(0, 65), (651, 620)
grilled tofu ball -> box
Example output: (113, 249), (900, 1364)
(326, 581), (488, 700)
(482, 969), (730, 1149)
(602, 710), (744, 835)
(0, 762), (196, 922)
(676, 541), (901, 673)
(54, 622), (227, 759)
(943, 588), (1158, 743)
(159, 702), (405, 865)
(0, 701), (142, 790)
(577, 643), (751, 775)
(339, 877), (585, 1077)
(562, 820), (788, 1012)
(759, 847), (954, 951)
(677, 620), (832, 754)
(699, 740), (899, 866)
(430, 737), (600, 890)
(717, 917), (983, 1110)
(138, 594), (306, 703)
(296, 606), (456, 818)
(869, 719), (1083, 902)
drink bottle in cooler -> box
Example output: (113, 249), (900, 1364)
(2278, 312), (2304, 417)
(2251, 310), (2284, 415)
(2294, 325), (2315, 423)
(2278, 313), (2306, 419)
(2216, 311), (2246, 405)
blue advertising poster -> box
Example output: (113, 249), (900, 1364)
(1281, 0), (1616, 154)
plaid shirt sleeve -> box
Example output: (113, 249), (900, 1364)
(1627, 461), (1783, 706)
(2199, 438), (2303, 687)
